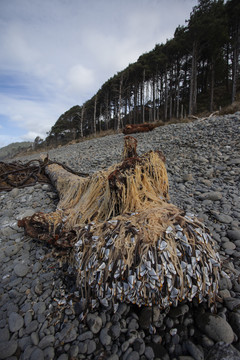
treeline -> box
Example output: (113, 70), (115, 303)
(45, 0), (240, 146)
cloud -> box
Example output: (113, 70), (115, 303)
(67, 64), (95, 94)
(0, 93), (66, 142)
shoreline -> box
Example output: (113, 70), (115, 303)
(0, 113), (240, 360)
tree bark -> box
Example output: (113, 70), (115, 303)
(189, 41), (198, 115)
(117, 75), (123, 132)
(164, 67), (168, 121)
(93, 95), (97, 136)
(80, 104), (84, 138)
(232, 45), (238, 103)
(210, 60), (215, 112)
(142, 69), (145, 123)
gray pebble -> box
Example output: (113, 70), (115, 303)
(0, 328), (9, 342)
(126, 351), (140, 360)
(196, 313), (234, 344)
(25, 320), (39, 335)
(57, 354), (68, 360)
(78, 331), (93, 341)
(199, 191), (222, 201)
(32, 262), (42, 273)
(123, 347), (133, 360)
(30, 347), (44, 360)
(69, 344), (78, 357)
(224, 297), (240, 311)
(133, 338), (145, 355)
(4, 245), (21, 257)
(213, 213), (233, 224)
(14, 263), (29, 277)
(18, 336), (32, 351)
(205, 342), (240, 360)
(219, 276), (232, 290)
(110, 322), (121, 339)
(222, 241), (236, 250)
(24, 311), (32, 327)
(86, 339), (96, 354)
(169, 304), (189, 318)
(144, 346), (155, 360)
(185, 340), (204, 360)
(100, 327), (111, 347)
(108, 355), (119, 360)
(86, 313), (102, 334)
(78, 342), (87, 354)
(227, 229), (240, 241)
(43, 347), (55, 360)
(30, 332), (39, 346)
(58, 323), (77, 343)
(0, 340), (17, 359)
(122, 340), (130, 352)
(38, 335), (55, 349)
(8, 312), (24, 332)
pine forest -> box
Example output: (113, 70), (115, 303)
(45, 0), (240, 146)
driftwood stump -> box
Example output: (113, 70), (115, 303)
(18, 136), (221, 311)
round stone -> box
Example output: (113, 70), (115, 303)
(100, 328), (111, 347)
(38, 335), (55, 349)
(4, 245), (21, 257)
(30, 347), (44, 360)
(126, 351), (140, 360)
(0, 340), (18, 359)
(214, 214), (233, 224)
(227, 229), (240, 241)
(196, 313), (234, 344)
(222, 242), (236, 250)
(8, 312), (24, 332)
(144, 346), (155, 360)
(14, 263), (29, 277)
(199, 191), (222, 201)
(86, 339), (96, 355)
(86, 313), (102, 334)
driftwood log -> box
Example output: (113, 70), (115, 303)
(18, 137), (221, 312)
(123, 123), (157, 135)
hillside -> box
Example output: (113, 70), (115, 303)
(0, 142), (33, 161)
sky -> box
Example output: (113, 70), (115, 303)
(0, 0), (198, 148)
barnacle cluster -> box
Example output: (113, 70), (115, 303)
(74, 205), (220, 310)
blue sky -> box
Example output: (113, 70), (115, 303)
(0, 0), (197, 148)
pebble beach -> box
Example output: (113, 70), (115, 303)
(0, 113), (240, 360)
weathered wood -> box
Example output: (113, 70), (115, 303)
(17, 136), (221, 311)
(123, 123), (157, 135)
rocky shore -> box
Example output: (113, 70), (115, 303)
(0, 113), (240, 360)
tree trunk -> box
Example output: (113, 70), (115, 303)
(180, 104), (183, 119)
(152, 77), (156, 121)
(117, 75), (123, 131)
(176, 76), (180, 119)
(232, 45), (238, 103)
(210, 61), (215, 112)
(80, 104), (84, 137)
(142, 69), (145, 123)
(105, 94), (109, 130)
(189, 41), (198, 115)
(93, 95), (97, 136)
(164, 68), (168, 121)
